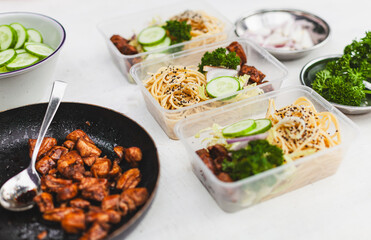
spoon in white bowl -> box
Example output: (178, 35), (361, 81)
(0, 81), (67, 211)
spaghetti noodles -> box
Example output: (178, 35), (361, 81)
(144, 65), (207, 110)
(266, 97), (341, 160)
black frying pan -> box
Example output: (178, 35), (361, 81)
(0, 103), (160, 240)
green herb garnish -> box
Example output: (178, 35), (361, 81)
(221, 140), (284, 181)
(198, 48), (241, 73)
(163, 20), (192, 45)
(312, 31), (371, 106)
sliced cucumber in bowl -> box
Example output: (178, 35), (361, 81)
(0, 25), (17, 50)
(27, 28), (43, 43)
(10, 23), (28, 49)
(6, 52), (39, 71)
(0, 49), (16, 67)
(25, 42), (54, 58)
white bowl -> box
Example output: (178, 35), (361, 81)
(0, 12), (66, 111)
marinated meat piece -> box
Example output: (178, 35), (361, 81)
(85, 211), (110, 224)
(43, 207), (81, 222)
(213, 156), (225, 172)
(91, 158), (112, 178)
(106, 209), (121, 224)
(63, 140), (75, 150)
(42, 175), (72, 192)
(86, 208), (121, 224)
(79, 222), (110, 240)
(113, 146), (125, 161)
(217, 172), (233, 182)
(79, 178), (109, 202)
(61, 211), (86, 234)
(57, 183), (79, 202)
(47, 146), (69, 161)
(101, 194), (120, 211)
(36, 156), (56, 175)
(48, 168), (58, 176)
(84, 171), (93, 177)
(83, 156), (97, 167)
(76, 138), (102, 158)
(70, 198), (90, 209)
(37, 230), (48, 240)
(34, 192), (54, 212)
(196, 149), (216, 174)
(119, 188), (148, 216)
(239, 65), (266, 83)
(108, 160), (122, 179)
(110, 34), (138, 55)
(57, 150), (85, 181)
(66, 129), (93, 144)
(124, 147), (142, 167)
(116, 168), (141, 190)
(28, 137), (57, 160)
(207, 144), (229, 159)
(226, 41), (247, 66)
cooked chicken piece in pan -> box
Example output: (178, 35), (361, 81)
(47, 146), (69, 161)
(63, 140), (75, 150)
(36, 156), (56, 175)
(108, 160), (122, 179)
(34, 192), (54, 212)
(28, 137), (57, 160)
(76, 137), (102, 157)
(116, 168), (141, 190)
(119, 188), (148, 215)
(79, 177), (109, 202)
(82, 156), (97, 167)
(61, 211), (86, 234)
(86, 206), (121, 225)
(91, 158), (112, 178)
(43, 207), (82, 222)
(124, 147), (142, 167)
(113, 146), (125, 161)
(57, 150), (85, 181)
(101, 194), (120, 211)
(79, 222), (110, 240)
(57, 183), (79, 202)
(70, 198), (90, 210)
(66, 129), (94, 143)
(41, 175), (73, 192)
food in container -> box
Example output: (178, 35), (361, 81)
(130, 38), (288, 139)
(175, 86), (359, 212)
(97, 0), (234, 82)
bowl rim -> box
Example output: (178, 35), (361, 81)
(300, 54), (371, 111)
(0, 11), (66, 78)
(234, 8), (331, 54)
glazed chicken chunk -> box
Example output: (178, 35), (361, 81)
(34, 192), (54, 212)
(28, 137), (57, 160)
(79, 177), (109, 202)
(57, 150), (85, 181)
(61, 211), (86, 234)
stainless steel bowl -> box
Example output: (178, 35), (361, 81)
(235, 9), (331, 60)
(300, 54), (371, 114)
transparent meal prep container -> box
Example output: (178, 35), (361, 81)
(97, 0), (234, 83)
(174, 86), (359, 212)
(130, 38), (288, 139)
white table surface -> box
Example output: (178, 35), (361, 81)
(2, 0), (371, 239)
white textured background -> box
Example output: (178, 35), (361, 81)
(2, 0), (371, 239)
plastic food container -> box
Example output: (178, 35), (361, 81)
(97, 0), (234, 83)
(174, 86), (359, 212)
(131, 38), (288, 139)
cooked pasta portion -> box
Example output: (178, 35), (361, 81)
(266, 97), (341, 160)
(144, 65), (207, 110)
(171, 10), (224, 38)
